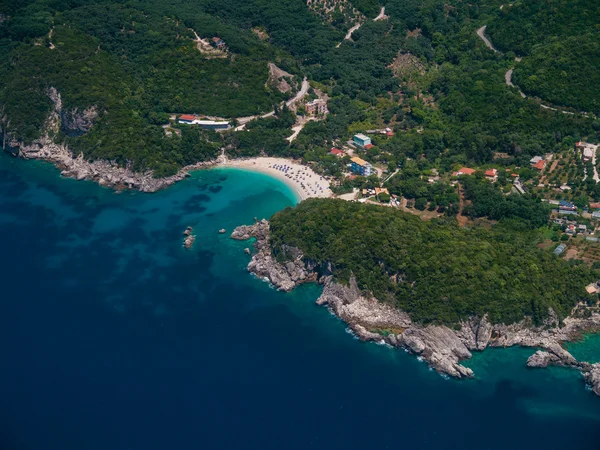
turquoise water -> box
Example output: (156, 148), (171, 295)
(568, 334), (600, 364)
(1, 153), (600, 450)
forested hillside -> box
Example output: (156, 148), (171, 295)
(270, 199), (595, 325)
(486, 0), (600, 114)
(1, 0), (599, 176)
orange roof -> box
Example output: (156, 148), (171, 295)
(533, 160), (546, 170)
(351, 156), (368, 166)
(179, 114), (196, 121)
(330, 148), (344, 156)
(375, 187), (389, 195)
(459, 167), (476, 175)
(590, 203), (600, 209)
(485, 169), (497, 177)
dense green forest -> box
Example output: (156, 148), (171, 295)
(1, 0), (599, 176)
(270, 199), (594, 325)
(486, 0), (600, 114)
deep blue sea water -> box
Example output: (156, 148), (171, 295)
(2, 154), (600, 450)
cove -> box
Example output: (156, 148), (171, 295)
(1, 153), (600, 450)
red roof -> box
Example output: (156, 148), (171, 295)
(364, 144), (374, 150)
(459, 167), (476, 176)
(485, 169), (497, 177)
(386, 131), (394, 137)
(330, 148), (344, 156)
(590, 203), (600, 209)
(179, 114), (196, 121)
(533, 160), (546, 170)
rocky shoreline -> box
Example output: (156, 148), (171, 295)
(232, 219), (600, 396)
(3, 87), (220, 193)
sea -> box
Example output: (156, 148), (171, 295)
(1, 153), (600, 450)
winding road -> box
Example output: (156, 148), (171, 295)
(475, 25), (594, 118)
(236, 77), (310, 129)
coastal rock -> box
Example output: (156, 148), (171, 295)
(5, 88), (220, 193)
(184, 234), (195, 249)
(232, 220), (600, 394)
(456, 315), (493, 351)
(526, 342), (579, 369)
(230, 220), (314, 291)
(583, 364), (600, 396)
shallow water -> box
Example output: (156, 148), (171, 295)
(1, 154), (600, 450)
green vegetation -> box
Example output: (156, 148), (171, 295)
(486, 0), (600, 114)
(1, 0), (600, 178)
(461, 176), (550, 229)
(270, 198), (594, 325)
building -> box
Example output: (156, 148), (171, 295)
(593, 211), (600, 220)
(178, 114), (196, 124)
(330, 148), (345, 157)
(586, 284), (599, 294)
(195, 120), (230, 130)
(353, 133), (372, 148)
(553, 244), (566, 256)
(532, 159), (546, 170)
(305, 99), (328, 116)
(485, 168), (498, 182)
(350, 156), (373, 176)
(211, 37), (226, 49)
(590, 203), (600, 209)
(178, 115), (230, 130)
(559, 200), (577, 211)
(453, 167), (476, 177)
(530, 156), (543, 165)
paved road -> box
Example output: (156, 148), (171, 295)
(236, 77), (310, 128)
(476, 26), (498, 53)
(374, 7), (386, 21)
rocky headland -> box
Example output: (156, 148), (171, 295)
(3, 87), (220, 193)
(232, 219), (600, 395)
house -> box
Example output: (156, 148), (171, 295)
(530, 156), (543, 165)
(533, 159), (546, 170)
(590, 203), (600, 210)
(353, 133), (372, 148)
(453, 167), (476, 177)
(485, 168), (498, 181)
(330, 148), (345, 157)
(375, 187), (389, 196)
(577, 142), (598, 162)
(593, 211), (600, 220)
(586, 284), (599, 295)
(350, 156), (373, 176)
(211, 37), (226, 49)
(178, 114), (196, 124)
(559, 200), (577, 211)
(305, 99), (328, 116)
(579, 224), (587, 232)
(566, 224), (576, 234)
(553, 244), (566, 256)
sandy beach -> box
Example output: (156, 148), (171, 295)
(220, 157), (332, 201)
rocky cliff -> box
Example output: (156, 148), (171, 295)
(4, 87), (219, 193)
(232, 219), (600, 395)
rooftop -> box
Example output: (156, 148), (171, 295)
(351, 156), (369, 166)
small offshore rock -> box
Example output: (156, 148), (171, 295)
(184, 234), (196, 249)
(244, 248), (251, 255)
(219, 229), (226, 234)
